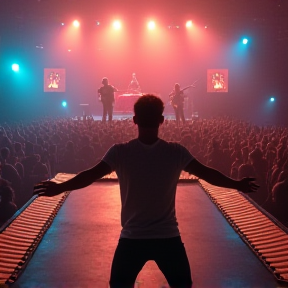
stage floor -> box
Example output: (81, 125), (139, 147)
(11, 182), (287, 288)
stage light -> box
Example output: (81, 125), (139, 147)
(62, 101), (67, 107)
(186, 20), (193, 28)
(242, 38), (248, 44)
(113, 20), (122, 30)
(12, 63), (19, 72)
(270, 97), (275, 102)
(147, 21), (155, 30)
(73, 20), (80, 28)
(61, 22), (65, 26)
(96, 21), (100, 26)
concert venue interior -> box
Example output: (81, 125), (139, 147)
(1, 1), (288, 287)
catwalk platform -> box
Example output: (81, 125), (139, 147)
(1, 173), (288, 288)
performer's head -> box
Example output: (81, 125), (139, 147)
(133, 94), (164, 128)
(102, 77), (108, 85)
(174, 83), (180, 92)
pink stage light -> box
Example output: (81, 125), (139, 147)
(186, 20), (193, 28)
(113, 20), (122, 30)
(73, 20), (80, 28)
(147, 21), (156, 30)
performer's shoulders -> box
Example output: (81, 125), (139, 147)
(111, 138), (138, 148)
(163, 139), (189, 149)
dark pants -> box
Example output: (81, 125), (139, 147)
(109, 236), (193, 288)
(102, 102), (113, 122)
(173, 106), (185, 126)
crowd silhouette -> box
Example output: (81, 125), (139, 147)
(0, 116), (287, 227)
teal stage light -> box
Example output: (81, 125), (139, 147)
(242, 38), (248, 45)
(12, 63), (19, 72)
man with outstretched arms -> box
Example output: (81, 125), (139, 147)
(34, 94), (258, 288)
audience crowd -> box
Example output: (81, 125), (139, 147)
(0, 115), (287, 228)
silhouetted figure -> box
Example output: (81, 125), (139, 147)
(14, 142), (25, 162)
(32, 154), (49, 182)
(9, 156), (24, 180)
(98, 77), (117, 123)
(0, 185), (18, 226)
(272, 172), (288, 227)
(34, 95), (258, 288)
(249, 148), (269, 206)
(0, 147), (22, 206)
(21, 141), (37, 179)
(206, 139), (226, 174)
(169, 83), (185, 127)
(59, 141), (77, 173)
(78, 135), (96, 169)
(128, 73), (141, 93)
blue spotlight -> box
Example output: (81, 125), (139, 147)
(242, 38), (248, 45)
(270, 97), (275, 102)
(12, 63), (19, 72)
(62, 101), (67, 107)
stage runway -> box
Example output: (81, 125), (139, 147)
(9, 181), (287, 288)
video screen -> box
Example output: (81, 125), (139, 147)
(207, 69), (228, 92)
(44, 68), (66, 92)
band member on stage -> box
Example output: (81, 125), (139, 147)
(128, 73), (141, 93)
(98, 77), (117, 123)
(169, 83), (185, 127)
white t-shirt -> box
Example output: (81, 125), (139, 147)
(102, 138), (194, 239)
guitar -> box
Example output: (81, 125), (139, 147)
(169, 80), (198, 108)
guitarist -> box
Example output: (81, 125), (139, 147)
(98, 77), (118, 124)
(169, 83), (186, 127)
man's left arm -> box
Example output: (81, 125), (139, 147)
(184, 158), (259, 193)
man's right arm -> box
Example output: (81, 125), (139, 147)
(34, 161), (112, 197)
(185, 158), (259, 193)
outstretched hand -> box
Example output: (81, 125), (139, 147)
(33, 181), (63, 197)
(237, 177), (259, 193)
